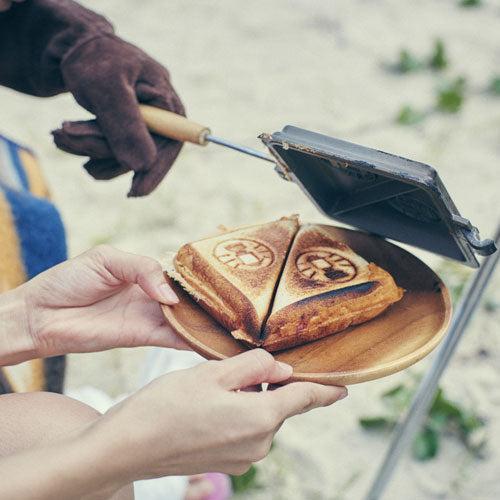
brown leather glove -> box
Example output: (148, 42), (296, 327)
(0, 0), (185, 196)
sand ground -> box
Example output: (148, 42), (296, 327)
(2, 0), (500, 498)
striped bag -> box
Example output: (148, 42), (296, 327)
(0, 134), (66, 394)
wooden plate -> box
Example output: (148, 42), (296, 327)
(161, 225), (452, 385)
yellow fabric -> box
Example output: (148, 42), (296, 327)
(3, 361), (46, 393)
(0, 190), (26, 293)
(19, 149), (51, 200)
(1, 143), (52, 393)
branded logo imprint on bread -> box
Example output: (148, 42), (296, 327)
(214, 239), (274, 270)
(296, 249), (357, 283)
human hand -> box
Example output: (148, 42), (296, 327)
(91, 349), (347, 481)
(21, 245), (189, 360)
(0, 0), (183, 196)
(52, 35), (185, 197)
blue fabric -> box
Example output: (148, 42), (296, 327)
(1, 185), (67, 279)
(0, 135), (67, 395)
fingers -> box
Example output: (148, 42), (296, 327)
(52, 120), (112, 159)
(96, 90), (156, 173)
(135, 78), (186, 118)
(127, 136), (183, 197)
(58, 36), (186, 196)
(63, 37), (159, 173)
(268, 382), (348, 420)
(84, 158), (130, 181)
(53, 121), (131, 181)
(53, 120), (183, 196)
(216, 349), (292, 391)
(87, 246), (179, 305)
(145, 325), (192, 351)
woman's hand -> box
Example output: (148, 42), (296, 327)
(91, 349), (348, 481)
(11, 245), (189, 362)
(0, 350), (347, 499)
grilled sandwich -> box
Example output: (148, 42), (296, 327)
(167, 218), (404, 351)
(261, 224), (404, 351)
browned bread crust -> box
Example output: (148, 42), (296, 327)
(261, 263), (404, 351)
(172, 216), (300, 340)
(174, 243), (262, 338)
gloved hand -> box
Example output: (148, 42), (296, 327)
(0, 0), (184, 196)
(52, 36), (185, 197)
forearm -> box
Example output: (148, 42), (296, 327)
(0, 0), (114, 96)
(0, 285), (37, 366)
(0, 422), (128, 500)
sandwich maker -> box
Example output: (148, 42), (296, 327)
(259, 126), (496, 268)
(139, 105), (497, 268)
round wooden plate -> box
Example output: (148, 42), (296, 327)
(161, 225), (452, 385)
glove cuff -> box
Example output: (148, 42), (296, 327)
(0, 0), (114, 97)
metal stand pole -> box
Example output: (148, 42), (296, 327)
(365, 224), (500, 500)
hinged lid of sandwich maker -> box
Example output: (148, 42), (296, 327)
(260, 126), (496, 268)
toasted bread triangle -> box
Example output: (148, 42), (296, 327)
(262, 224), (404, 351)
(171, 216), (299, 342)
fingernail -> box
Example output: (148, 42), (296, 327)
(338, 388), (348, 400)
(159, 283), (179, 303)
(277, 361), (293, 377)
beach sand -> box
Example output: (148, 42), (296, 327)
(2, 0), (500, 498)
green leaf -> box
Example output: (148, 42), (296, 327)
(427, 413), (449, 434)
(484, 298), (500, 312)
(412, 427), (439, 460)
(360, 378), (487, 461)
(230, 464), (259, 493)
(429, 39), (448, 71)
(489, 77), (500, 96)
(395, 49), (423, 73)
(359, 417), (396, 430)
(459, 411), (484, 436)
(395, 106), (427, 126)
(382, 384), (407, 399)
(430, 390), (462, 419)
(382, 382), (415, 411)
(436, 77), (466, 113)
(460, 0), (481, 6)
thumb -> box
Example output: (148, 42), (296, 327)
(218, 349), (293, 391)
(268, 382), (348, 420)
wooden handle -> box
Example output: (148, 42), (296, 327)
(139, 104), (211, 145)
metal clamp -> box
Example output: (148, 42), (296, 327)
(452, 215), (497, 256)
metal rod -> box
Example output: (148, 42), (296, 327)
(365, 223), (500, 500)
(205, 134), (275, 163)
